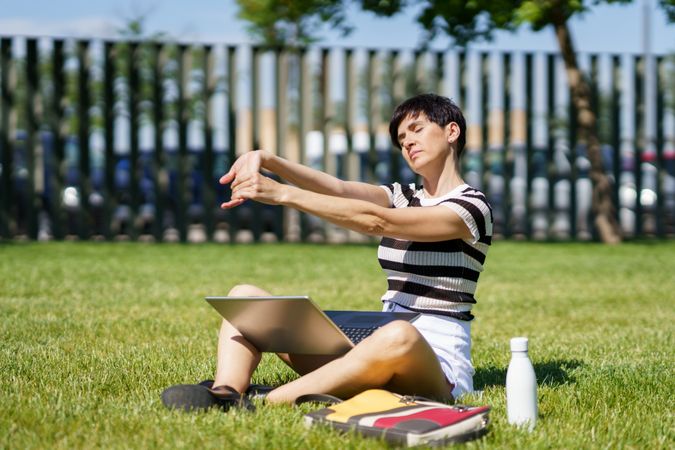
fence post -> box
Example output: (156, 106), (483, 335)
(25, 39), (39, 240)
(610, 55), (621, 227)
(344, 48), (365, 243)
(298, 47), (310, 240)
(176, 44), (189, 243)
(366, 49), (377, 183)
(0, 38), (14, 239)
(103, 41), (115, 241)
(48, 40), (66, 241)
(434, 51), (444, 96)
(642, 51), (660, 238)
(151, 42), (165, 242)
(465, 51), (484, 192)
(488, 51), (506, 238)
(226, 45), (238, 242)
(480, 52), (489, 198)
(589, 54), (600, 241)
(76, 40), (91, 240)
(202, 44), (215, 241)
(127, 41), (140, 240)
(321, 48), (333, 180)
(387, 50), (400, 183)
(654, 56), (665, 238)
(634, 55), (644, 238)
(530, 52), (550, 240)
(567, 63), (578, 240)
(523, 52), (534, 240)
(508, 52), (527, 238)
(273, 46), (286, 242)
(320, 47), (336, 242)
(250, 46), (261, 241)
(658, 56), (675, 237)
(546, 53), (556, 240)
(502, 53), (512, 238)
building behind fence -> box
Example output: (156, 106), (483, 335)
(0, 36), (674, 243)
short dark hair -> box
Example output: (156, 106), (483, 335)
(389, 93), (466, 158)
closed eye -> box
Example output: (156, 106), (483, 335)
(398, 120), (425, 147)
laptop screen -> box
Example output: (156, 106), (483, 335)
(205, 296), (354, 355)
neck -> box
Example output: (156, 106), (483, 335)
(420, 157), (464, 198)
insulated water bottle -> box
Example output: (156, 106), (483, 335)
(506, 337), (537, 431)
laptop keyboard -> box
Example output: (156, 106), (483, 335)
(337, 325), (379, 345)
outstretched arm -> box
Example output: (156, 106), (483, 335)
(219, 150), (390, 208)
(227, 172), (473, 242)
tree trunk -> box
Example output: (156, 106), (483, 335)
(552, 15), (622, 244)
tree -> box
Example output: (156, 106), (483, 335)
(235, 0), (675, 244)
(235, 0), (353, 46)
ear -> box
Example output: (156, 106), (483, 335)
(445, 122), (460, 145)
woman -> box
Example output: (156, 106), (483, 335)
(162, 93), (492, 411)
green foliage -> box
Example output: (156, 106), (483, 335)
(116, 16), (171, 41)
(9, 12), (227, 143)
(416, 0), (519, 46)
(1, 241), (674, 448)
(658, 0), (675, 21)
(235, 0), (673, 47)
(389, 0), (636, 45)
(235, 0), (353, 46)
(359, 0), (405, 16)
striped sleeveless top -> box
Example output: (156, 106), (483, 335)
(378, 183), (493, 321)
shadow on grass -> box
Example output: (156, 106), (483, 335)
(475, 359), (584, 389)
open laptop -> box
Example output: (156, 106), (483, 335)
(205, 296), (419, 355)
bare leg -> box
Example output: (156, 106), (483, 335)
(266, 320), (452, 404)
(276, 353), (339, 376)
(212, 284), (337, 393)
(212, 284), (268, 393)
(214, 285), (452, 402)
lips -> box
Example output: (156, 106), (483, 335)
(408, 149), (421, 160)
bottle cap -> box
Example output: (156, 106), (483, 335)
(510, 337), (529, 352)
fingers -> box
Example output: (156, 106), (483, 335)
(220, 170), (250, 193)
(220, 171), (279, 209)
(230, 172), (254, 192)
(219, 169), (234, 185)
(233, 174), (279, 205)
(221, 177), (256, 209)
(220, 150), (263, 185)
(220, 198), (245, 209)
(230, 176), (255, 198)
(221, 165), (256, 189)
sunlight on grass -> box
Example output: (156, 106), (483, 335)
(1, 241), (674, 449)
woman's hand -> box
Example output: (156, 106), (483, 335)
(222, 172), (287, 208)
(220, 150), (269, 184)
(219, 150), (270, 208)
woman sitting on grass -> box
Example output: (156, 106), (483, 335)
(162, 93), (493, 411)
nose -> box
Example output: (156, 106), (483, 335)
(401, 136), (413, 151)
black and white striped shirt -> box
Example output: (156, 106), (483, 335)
(378, 183), (493, 321)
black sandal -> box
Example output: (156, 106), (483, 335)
(161, 384), (255, 412)
(199, 379), (274, 399)
(208, 385), (256, 411)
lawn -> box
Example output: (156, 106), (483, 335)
(0, 241), (673, 449)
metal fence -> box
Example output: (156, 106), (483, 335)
(1, 36), (674, 243)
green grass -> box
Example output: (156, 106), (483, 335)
(1, 241), (674, 449)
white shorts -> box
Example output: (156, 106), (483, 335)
(382, 301), (474, 399)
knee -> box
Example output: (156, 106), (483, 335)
(227, 284), (265, 296)
(368, 321), (424, 358)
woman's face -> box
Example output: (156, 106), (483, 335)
(396, 113), (454, 174)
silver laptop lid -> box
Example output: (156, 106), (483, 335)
(205, 296), (354, 355)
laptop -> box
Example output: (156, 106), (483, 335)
(205, 296), (420, 355)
